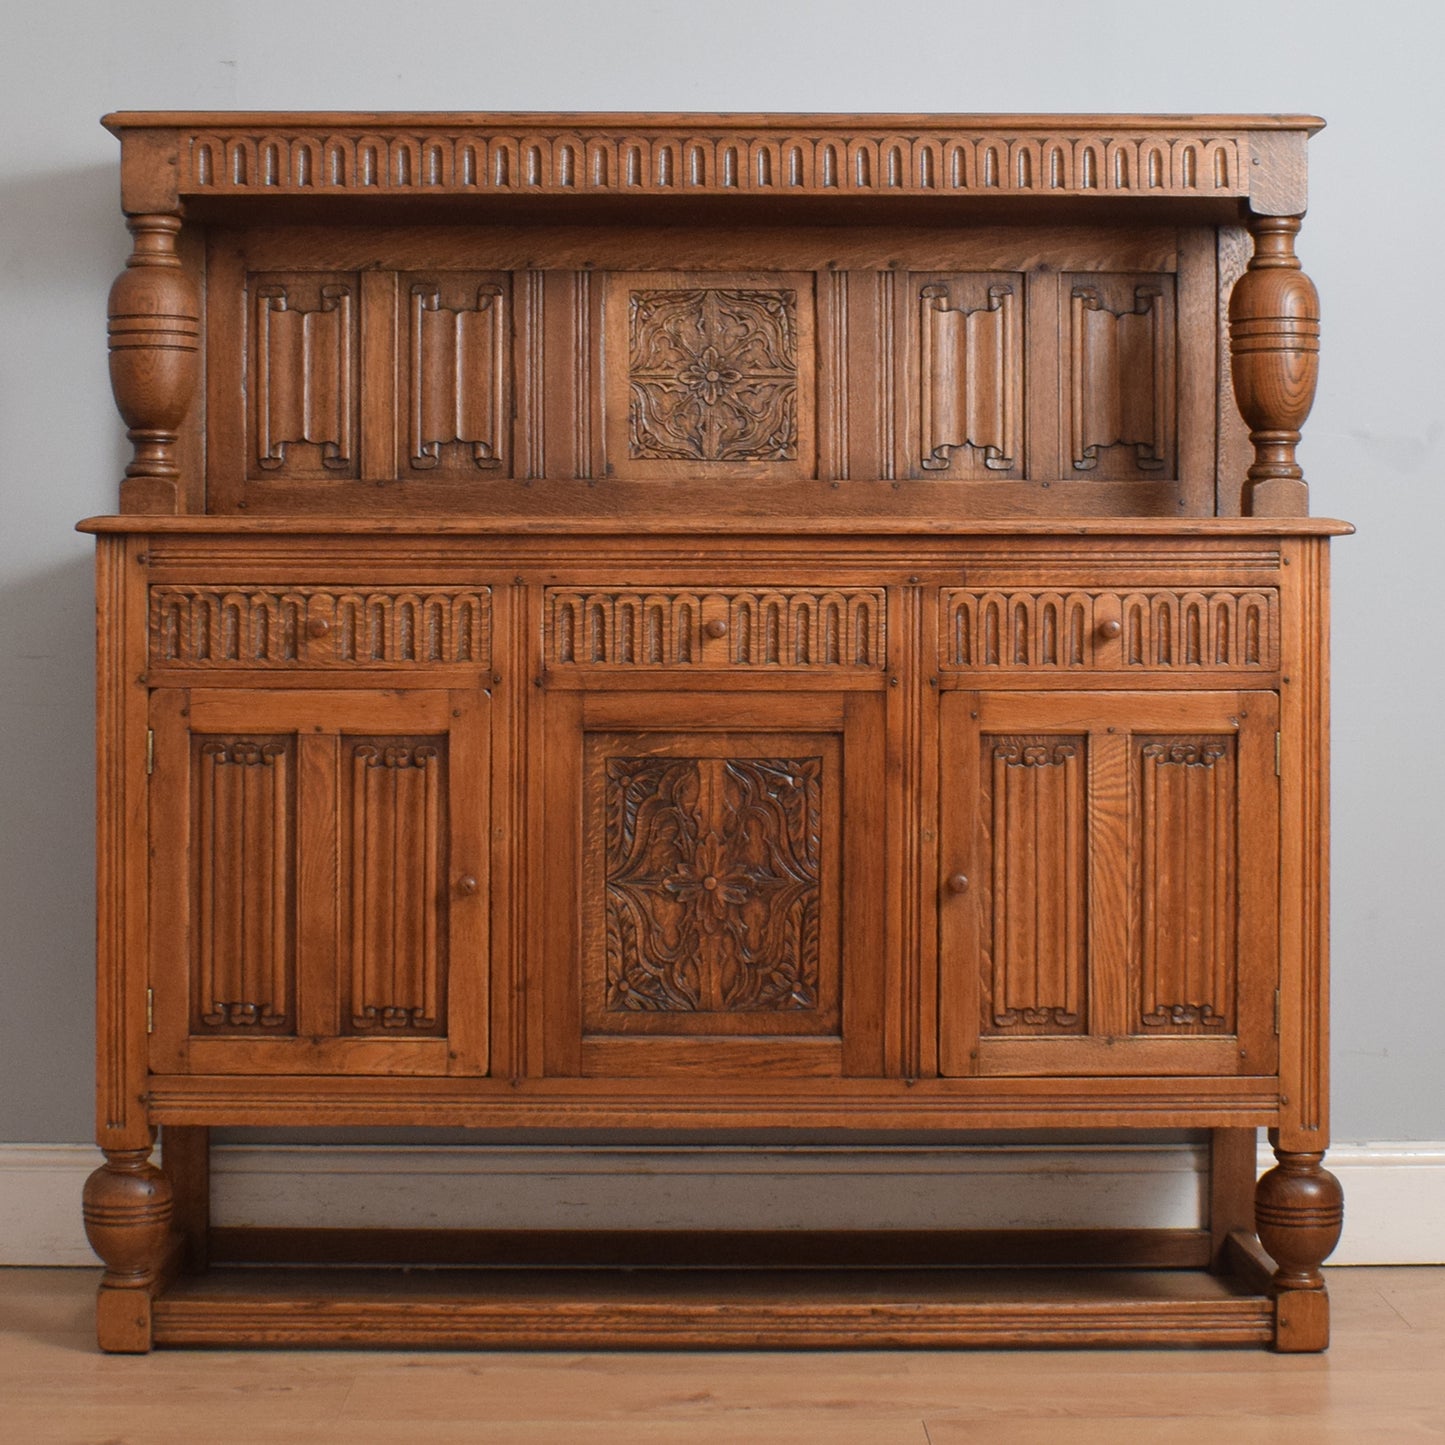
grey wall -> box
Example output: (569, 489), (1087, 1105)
(2, 0), (1441, 1144)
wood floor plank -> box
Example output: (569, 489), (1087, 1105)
(3, 1268), (1443, 1444)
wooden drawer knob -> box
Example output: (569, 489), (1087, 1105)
(704, 618), (729, 639)
(306, 617), (331, 639)
(456, 875), (479, 897)
(945, 873), (970, 895)
(1096, 619), (1122, 639)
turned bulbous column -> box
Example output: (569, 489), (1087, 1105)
(107, 213), (200, 513)
(1228, 215), (1320, 517)
(1255, 1148), (1344, 1291)
(83, 1147), (174, 1290)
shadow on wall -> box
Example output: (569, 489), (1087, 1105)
(0, 160), (134, 1143)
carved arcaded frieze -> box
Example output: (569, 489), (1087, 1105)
(342, 739), (448, 1035)
(183, 129), (1247, 200)
(628, 288), (798, 462)
(940, 589), (1277, 671)
(150, 586), (492, 668)
(406, 277), (508, 474)
(250, 274), (357, 478)
(548, 588), (885, 668)
(603, 755), (822, 1014)
(918, 280), (1019, 474)
(1134, 736), (1238, 1034)
(1068, 275), (1176, 478)
(191, 737), (295, 1033)
(981, 736), (1087, 1035)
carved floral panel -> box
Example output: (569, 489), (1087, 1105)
(604, 272), (815, 478)
(602, 755), (822, 1015)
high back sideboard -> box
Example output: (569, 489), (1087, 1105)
(81, 112), (1348, 1352)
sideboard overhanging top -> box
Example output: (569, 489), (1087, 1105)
(102, 112), (1323, 215)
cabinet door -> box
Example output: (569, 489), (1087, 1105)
(540, 691), (885, 1079)
(148, 688), (488, 1076)
(939, 691), (1278, 1077)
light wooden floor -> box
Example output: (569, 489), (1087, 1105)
(2, 1268), (1442, 1443)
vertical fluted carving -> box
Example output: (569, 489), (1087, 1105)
(106, 215), (200, 513)
(1229, 216), (1319, 516)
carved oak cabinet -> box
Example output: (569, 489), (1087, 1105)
(82, 112), (1348, 1352)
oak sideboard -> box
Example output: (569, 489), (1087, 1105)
(81, 111), (1347, 1351)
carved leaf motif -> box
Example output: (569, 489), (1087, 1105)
(604, 756), (821, 1013)
(628, 289), (799, 461)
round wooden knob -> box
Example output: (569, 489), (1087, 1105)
(1096, 619), (1122, 639)
(946, 873), (970, 895)
(704, 618), (729, 639)
(456, 875), (479, 896)
(306, 617), (331, 639)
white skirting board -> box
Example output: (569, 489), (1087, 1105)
(3, 1140), (1440, 1268)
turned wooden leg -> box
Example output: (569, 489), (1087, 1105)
(82, 1145), (175, 1353)
(1255, 1147), (1344, 1352)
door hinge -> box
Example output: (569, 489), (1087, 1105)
(146, 987), (154, 1035)
(1274, 989), (1281, 1035)
(146, 728), (155, 776)
(1274, 731), (1281, 777)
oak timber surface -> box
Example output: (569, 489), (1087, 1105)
(3, 1268), (1441, 1443)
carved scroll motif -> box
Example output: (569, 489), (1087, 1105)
(253, 278), (355, 474)
(628, 288), (798, 461)
(604, 756), (821, 1014)
(1136, 738), (1236, 1033)
(919, 283), (1017, 472)
(983, 738), (1087, 1034)
(409, 282), (506, 471)
(343, 740), (448, 1034)
(1070, 281), (1175, 474)
(193, 738), (294, 1032)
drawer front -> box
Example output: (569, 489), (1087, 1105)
(150, 585), (492, 669)
(939, 587), (1278, 673)
(546, 587), (886, 670)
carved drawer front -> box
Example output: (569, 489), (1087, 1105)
(940, 588), (1278, 672)
(547, 588), (886, 669)
(150, 586), (492, 669)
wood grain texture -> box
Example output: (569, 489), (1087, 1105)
(86, 112), (1341, 1354)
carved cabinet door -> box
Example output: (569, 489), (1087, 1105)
(146, 687), (489, 1076)
(539, 690), (886, 1079)
(938, 691), (1279, 1078)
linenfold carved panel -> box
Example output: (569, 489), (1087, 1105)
(547, 588), (885, 669)
(940, 589), (1277, 671)
(150, 586), (491, 669)
(1132, 736), (1237, 1034)
(1067, 274), (1176, 478)
(249, 272), (359, 479)
(604, 273), (815, 478)
(916, 275), (1021, 477)
(183, 128), (1247, 200)
(404, 274), (509, 476)
(341, 739), (449, 1035)
(600, 755), (822, 1015)
(190, 736), (295, 1033)
(980, 737), (1087, 1035)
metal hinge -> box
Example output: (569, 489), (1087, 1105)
(146, 728), (155, 776)
(146, 988), (154, 1035)
(1274, 731), (1281, 777)
(1274, 989), (1281, 1035)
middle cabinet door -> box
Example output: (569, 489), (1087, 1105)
(540, 690), (886, 1079)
